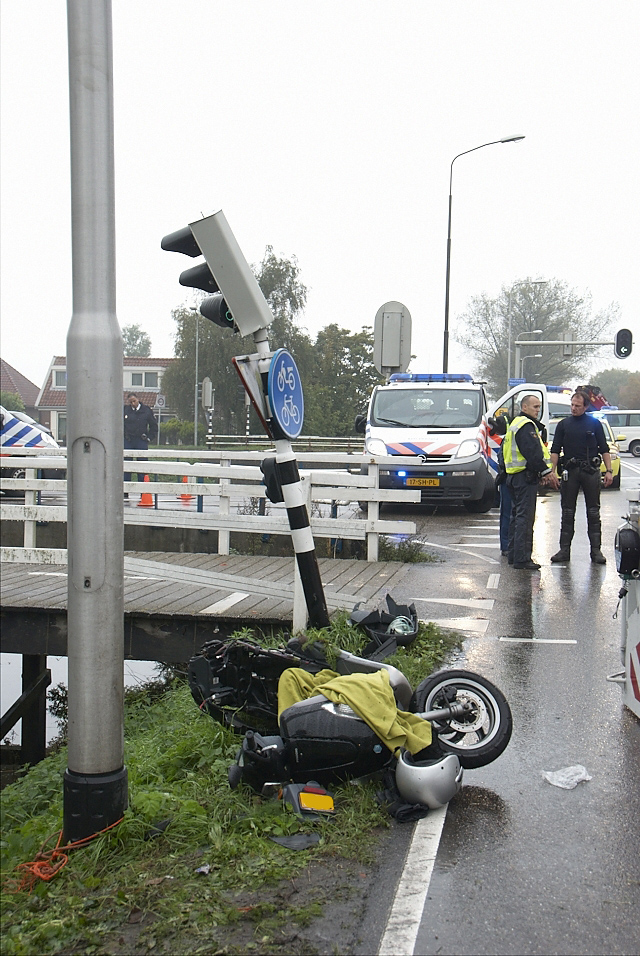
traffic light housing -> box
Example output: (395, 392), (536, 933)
(260, 457), (284, 503)
(614, 328), (633, 359)
(161, 211), (274, 337)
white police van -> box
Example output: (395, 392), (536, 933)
(355, 373), (496, 512)
(0, 405), (62, 493)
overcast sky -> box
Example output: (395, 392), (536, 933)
(1, 0), (639, 394)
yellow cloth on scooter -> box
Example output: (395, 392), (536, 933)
(277, 667), (432, 754)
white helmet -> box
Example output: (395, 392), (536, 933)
(395, 749), (463, 808)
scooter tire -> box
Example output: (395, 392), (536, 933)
(411, 669), (512, 769)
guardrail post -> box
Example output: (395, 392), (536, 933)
(367, 461), (380, 561)
(23, 467), (37, 549)
(218, 458), (231, 555)
(291, 475), (313, 633)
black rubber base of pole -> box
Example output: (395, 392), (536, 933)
(63, 766), (128, 843)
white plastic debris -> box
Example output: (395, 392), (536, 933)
(541, 765), (592, 789)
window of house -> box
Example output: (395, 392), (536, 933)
(144, 372), (158, 388)
(131, 373), (143, 386)
(54, 370), (67, 387)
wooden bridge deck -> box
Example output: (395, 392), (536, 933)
(0, 553), (411, 661)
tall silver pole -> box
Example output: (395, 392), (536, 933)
(194, 314), (199, 446)
(64, 0), (127, 840)
(506, 292), (512, 385)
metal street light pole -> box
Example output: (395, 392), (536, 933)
(193, 310), (200, 446)
(521, 353), (543, 377)
(515, 327), (543, 380)
(443, 135), (525, 373)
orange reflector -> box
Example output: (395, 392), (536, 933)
(298, 792), (335, 813)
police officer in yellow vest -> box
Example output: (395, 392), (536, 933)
(503, 395), (560, 569)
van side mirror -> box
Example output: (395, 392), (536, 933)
(488, 415), (508, 437)
(354, 413), (366, 434)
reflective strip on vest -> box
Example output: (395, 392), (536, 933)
(503, 415), (550, 474)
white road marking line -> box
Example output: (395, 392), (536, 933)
(199, 592), (250, 614)
(425, 617), (490, 634)
(27, 571), (67, 577)
(487, 574), (500, 589)
(461, 534), (500, 538)
(414, 597), (494, 610)
(498, 637), (577, 644)
(454, 543), (500, 549)
(420, 541), (500, 565)
(378, 806), (448, 956)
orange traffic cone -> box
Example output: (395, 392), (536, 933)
(137, 474), (154, 508)
(178, 475), (195, 501)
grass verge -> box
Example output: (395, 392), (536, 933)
(1, 619), (461, 955)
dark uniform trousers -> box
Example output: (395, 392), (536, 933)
(506, 471), (539, 566)
(558, 466), (602, 553)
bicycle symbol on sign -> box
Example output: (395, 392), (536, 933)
(280, 394), (300, 427)
(277, 364), (296, 392)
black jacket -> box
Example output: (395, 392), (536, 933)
(123, 402), (158, 444)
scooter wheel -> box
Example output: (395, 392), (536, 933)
(411, 669), (512, 769)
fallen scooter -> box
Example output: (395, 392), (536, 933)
(188, 636), (512, 809)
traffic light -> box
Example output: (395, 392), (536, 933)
(614, 328), (633, 359)
(161, 211), (274, 337)
(260, 457), (284, 503)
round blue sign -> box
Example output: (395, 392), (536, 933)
(268, 349), (304, 439)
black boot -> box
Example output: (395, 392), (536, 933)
(587, 508), (606, 564)
(551, 515), (574, 563)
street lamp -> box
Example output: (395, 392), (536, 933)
(443, 134), (525, 373)
(514, 328), (543, 381)
(521, 353), (542, 377)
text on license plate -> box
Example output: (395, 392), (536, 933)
(406, 477), (440, 487)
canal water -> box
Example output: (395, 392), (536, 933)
(1, 654), (161, 746)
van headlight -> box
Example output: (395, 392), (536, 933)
(455, 439), (481, 458)
(366, 438), (388, 456)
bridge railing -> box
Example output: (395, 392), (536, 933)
(1, 447), (421, 564)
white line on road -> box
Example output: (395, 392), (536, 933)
(498, 637), (577, 644)
(426, 617), (490, 634)
(378, 806), (448, 956)
(487, 574), (500, 589)
(199, 592), (250, 614)
(413, 597), (494, 610)
(420, 541), (500, 564)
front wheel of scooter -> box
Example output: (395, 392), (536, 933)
(411, 670), (512, 769)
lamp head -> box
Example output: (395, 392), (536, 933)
(501, 135), (525, 143)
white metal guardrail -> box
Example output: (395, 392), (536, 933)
(0, 447), (420, 564)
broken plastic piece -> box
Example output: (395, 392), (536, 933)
(541, 765), (592, 789)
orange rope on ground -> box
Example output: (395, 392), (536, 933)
(6, 817), (124, 893)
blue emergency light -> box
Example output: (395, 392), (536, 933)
(389, 373), (473, 383)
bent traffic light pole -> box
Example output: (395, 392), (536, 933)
(162, 217), (329, 630)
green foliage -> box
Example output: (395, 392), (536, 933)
(122, 323), (152, 357)
(1, 619), (460, 954)
(595, 367), (640, 408)
(0, 391), (25, 412)
(455, 278), (619, 396)
(378, 535), (438, 563)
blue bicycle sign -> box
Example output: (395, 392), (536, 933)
(268, 349), (304, 439)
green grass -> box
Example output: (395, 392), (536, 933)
(1, 620), (461, 955)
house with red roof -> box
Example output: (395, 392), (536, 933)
(0, 358), (41, 419)
(36, 356), (177, 444)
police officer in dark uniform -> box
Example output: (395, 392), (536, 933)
(549, 390), (612, 564)
(123, 391), (158, 494)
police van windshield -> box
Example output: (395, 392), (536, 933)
(371, 388), (482, 428)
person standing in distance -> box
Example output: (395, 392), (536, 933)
(503, 395), (559, 570)
(549, 390), (612, 564)
(123, 391), (158, 496)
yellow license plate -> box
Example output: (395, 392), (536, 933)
(407, 477), (440, 487)
(299, 792), (335, 813)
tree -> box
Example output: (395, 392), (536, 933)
(593, 368), (640, 408)
(455, 278), (619, 397)
(122, 324), (152, 356)
(0, 390), (25, 411)
(304, 325), (382, 436)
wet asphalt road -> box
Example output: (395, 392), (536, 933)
(371, 466), (640, 956)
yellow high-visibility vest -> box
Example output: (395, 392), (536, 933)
(503, 416), (551, 474)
